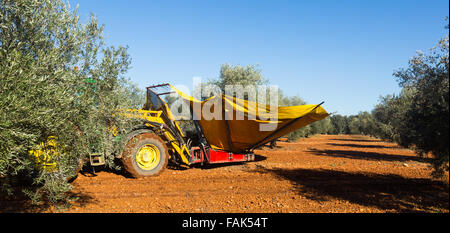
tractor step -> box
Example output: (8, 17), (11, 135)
(89, 153), (105, 166)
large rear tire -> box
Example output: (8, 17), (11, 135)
(29, 136), (84, 182)
(121, 133), (168, 178)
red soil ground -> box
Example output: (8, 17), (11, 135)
(1, 135), (448, 213)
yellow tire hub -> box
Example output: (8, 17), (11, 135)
(136, 144), (160, 171)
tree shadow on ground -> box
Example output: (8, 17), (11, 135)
(251, 167), (449, 212)
(308, 148), (431, 163)
(327, 143), (399, 149)
(0, 188), (47, 213)
(0, 184), (94, 213)
(330, 138), (382, 143)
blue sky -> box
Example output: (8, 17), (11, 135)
(70, 0), (448, 115)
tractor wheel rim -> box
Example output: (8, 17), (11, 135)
(136, 144), (160, 171)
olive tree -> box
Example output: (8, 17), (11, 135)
(392, 19), (449, 176)
(0, 0), (143, 205)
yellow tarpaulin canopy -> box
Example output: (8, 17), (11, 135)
(170, 85), (329, 153)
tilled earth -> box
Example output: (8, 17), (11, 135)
(2, 135), (449, 213)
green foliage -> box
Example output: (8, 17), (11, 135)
(0, 0), (144, 205)
(346, 112), (378, 136)
(197, 63), (269, 101)
(212, 63), (269, 92)
(331, 19), (449, 176)
(279, 94), (306, 106)
(279, 92), (334, 142)
(371, 88), (416, 143)
(391, 21), (449, 175)
(329, 114), (349, 134)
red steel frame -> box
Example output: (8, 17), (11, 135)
(190, 147), (255, 165)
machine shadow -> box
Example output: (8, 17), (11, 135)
(0, 188), (49, 213)
(308, 148), (432, 163)
(250, 167), (449, 212)
(330, 138), (383, 143)
(327, 143), (399, 149)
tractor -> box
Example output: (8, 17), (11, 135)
(30, 83), (328, 179)
(111, 83), (256, 178)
